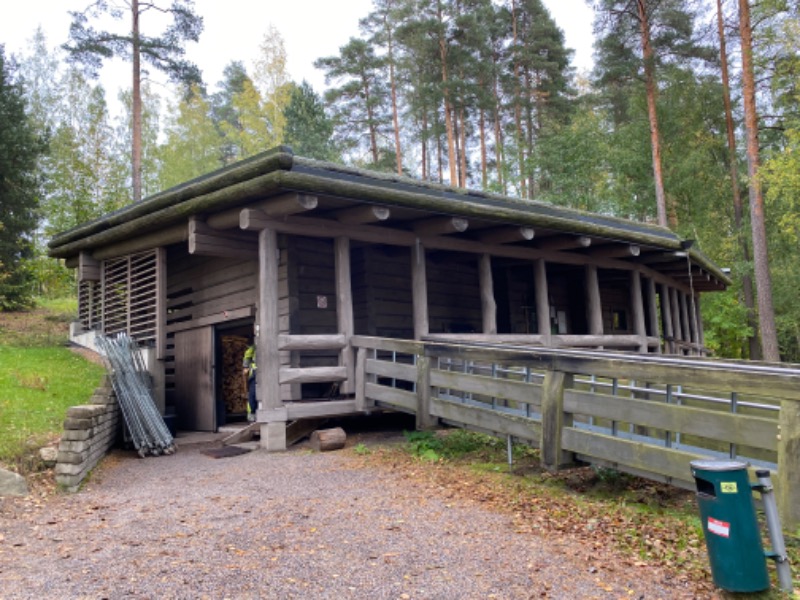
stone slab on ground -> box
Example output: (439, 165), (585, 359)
(0, 468), (28, 497)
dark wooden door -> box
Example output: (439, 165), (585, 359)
(174, 327), (215, 432)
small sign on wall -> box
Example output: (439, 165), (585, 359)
(317, 295), (328, 309)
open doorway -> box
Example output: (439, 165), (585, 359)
(215, 319), (255, 427)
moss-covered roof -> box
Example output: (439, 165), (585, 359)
(48, 146), (729, 284)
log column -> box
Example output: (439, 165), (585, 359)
(534, 259), (551, 345)
(645, 277), (661, 354)
(479, 253), (497, 334)
(630, 271), (647, 353)
(257, 228), (285, 451)
(660, 284), (675, 354)
(694, 295), (705, 353)
(585, 265), (603, 336)
(671, 288), (684, 354)
(412, 240), (429, 340)
(335, 237), (355, 394)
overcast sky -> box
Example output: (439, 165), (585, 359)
(1, 0), (595, 103)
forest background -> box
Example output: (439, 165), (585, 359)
(1, 0), (799, 362)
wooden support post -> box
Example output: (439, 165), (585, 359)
(679, 292), (692, 353)
(645, 276), (661, 354)
(258, 228), (284, 451)
(694, 295), (705, 352)
(670, 288), (683, 352)
(777, 399), (800, 529)
(585, 265), (603, 336)
(355, 347), (368, 411)
(416, 354), (437, 430)
(335, 237), (355, 395)
(661, 284), (674, 354)
(479, 254), (497, 335)
(541, 369), (574, 471)
(412, 240), (429, 340)
(534, 259), (551, 344)
(630, 270), (647, 353)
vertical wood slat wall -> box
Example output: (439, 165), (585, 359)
(77, 249), (160, 345)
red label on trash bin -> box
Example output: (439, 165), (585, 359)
(708, 517), (730, 538)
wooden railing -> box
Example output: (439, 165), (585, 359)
(350, 336), (800, 528)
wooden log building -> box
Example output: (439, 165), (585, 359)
(49, 146), (730, 450)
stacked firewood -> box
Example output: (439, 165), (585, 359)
(221, 335), (249, 414)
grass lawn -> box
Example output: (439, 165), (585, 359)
(0, 298), (106, 470)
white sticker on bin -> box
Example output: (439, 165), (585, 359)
(708, 517), (731, 538)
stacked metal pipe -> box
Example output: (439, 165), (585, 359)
(95, 333), (176, 457)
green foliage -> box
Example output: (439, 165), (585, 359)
(353, 442), (371, 455)
(0, 46), (45, 311)
(403, 429), (507, 462)
(0, 346), (104, 468)
(702, 288), (753, 359)
(283, 81), (338, 161)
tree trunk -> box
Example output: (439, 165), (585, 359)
(739, 0), (780, 361)
(437, 3), (458, 186)
(387, 28), (403, 175)
(511, 0), (527, 198)
(636, 0), (669, 228)
(310, 427), (346, 452)
(362, 75), (379, 165)
(131, 0), (142, 203)
(716, 0), (760, 359)
(458, 105), (468, 187)
(492, 62), (505, 194)
(421, 109), (429, 180)
(479, 105), (487, 188)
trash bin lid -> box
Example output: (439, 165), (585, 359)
(690, 459), (749, 472)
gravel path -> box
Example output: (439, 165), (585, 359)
(0, 441), (705, 599)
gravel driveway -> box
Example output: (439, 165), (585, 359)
(0, 440), (705, 599)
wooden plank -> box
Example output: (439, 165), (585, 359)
(430, 369), (542, 407)
(366, 382), (417, 412)
(166, 306), (255, 334)
(562, 427), (705, 484)
(174, 327), (215, 432)
(366, 358), (417, 382)
(425, 333), (545, 344)
(278, 334), (347, 351)
(431, 398), (541, 443)
(335, 236), (355, 395)
(285, 399), (358, 420)
(564, 389), (778, 450)
(479, 254), (497, 335)
(412, 241), (429, 339)
(155, 247), (166, 360)
(423, 343), (800, 400)
(351, 335), (422, 354)
(279, 366), (348, 385)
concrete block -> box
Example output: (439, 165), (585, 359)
(68, 405), (106, 419)
(61, 429), (92, 442)
(58, 440), (89, 454)
(63, 417), (93, 431)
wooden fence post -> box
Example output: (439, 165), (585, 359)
(416, 354), (437, 430)
(777, 399), (800, 530)
(541, 369), (574, 471)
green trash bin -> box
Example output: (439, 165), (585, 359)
(690, 459), (769, 593)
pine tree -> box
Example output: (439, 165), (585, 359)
(0, 47), (45, 309)
(64, 0), (203, 203)
(283, 81), (338, 161)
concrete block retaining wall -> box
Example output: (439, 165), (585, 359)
(55, 376), (119, 491)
